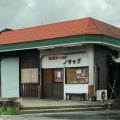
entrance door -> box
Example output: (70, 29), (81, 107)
(42, 69), (63, 99)
(1, 58), (19, 98)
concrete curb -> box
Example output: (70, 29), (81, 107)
(20, 107), (105, 114)
(20, 103), (109, 114)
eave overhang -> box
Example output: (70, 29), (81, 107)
(0, 34), (119, 52)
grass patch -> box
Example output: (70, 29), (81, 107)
(0, 107), (20, 115)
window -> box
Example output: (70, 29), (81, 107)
(53, 69), (63, 83)
(66, 67), (89, 84)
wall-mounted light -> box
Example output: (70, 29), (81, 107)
(37, 42), (83, 50)
(63, 43), (82, 47)
(38, 46), (55, 50)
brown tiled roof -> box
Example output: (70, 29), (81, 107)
(0, 17), (120, 45)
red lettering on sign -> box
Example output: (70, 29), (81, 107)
(48, 56), (67, 60)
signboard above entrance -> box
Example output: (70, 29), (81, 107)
(42, 52), (89, 68)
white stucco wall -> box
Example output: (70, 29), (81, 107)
(40, 44), (94, 99)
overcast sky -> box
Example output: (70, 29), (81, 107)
(0, 0), (120, 31)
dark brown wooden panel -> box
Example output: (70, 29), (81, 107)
(43, 69), (53, 83)
(52, 83), (63, 99)
(66, 68), (76, 84)
(20, 57), (38, 68)
(94, 45), (111, 90)
(43, 83), (52, 98)
(20, 83), (38, 98)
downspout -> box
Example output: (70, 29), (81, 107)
(97, 66), (100, 90)
(95, 63), (100, 90)
(94, 64), (97, 96)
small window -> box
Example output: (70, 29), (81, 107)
(53, 69), (64, 83)
(66, 67), (89, 84)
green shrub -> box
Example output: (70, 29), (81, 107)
(0, 107), (20, 115)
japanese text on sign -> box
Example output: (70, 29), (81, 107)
(49, 56), (67, 60)
(63, 58), (81, 65)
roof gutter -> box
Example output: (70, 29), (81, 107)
(0, 35), (119, 52)
(0, 41), (119, 53)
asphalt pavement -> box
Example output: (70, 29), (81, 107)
(0, 110), (120, 120)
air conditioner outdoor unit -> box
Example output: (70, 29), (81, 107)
(96, 90), (107, 101)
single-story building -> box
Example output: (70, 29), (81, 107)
(0, 17), (120, 100)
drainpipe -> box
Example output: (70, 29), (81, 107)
(97, 66), (100, 90)
(95, 64), (100, 90)
(94, 64), (97, 96)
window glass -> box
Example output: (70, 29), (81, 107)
(54, 69), (63, 82)
(66, 67), (89, 84)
